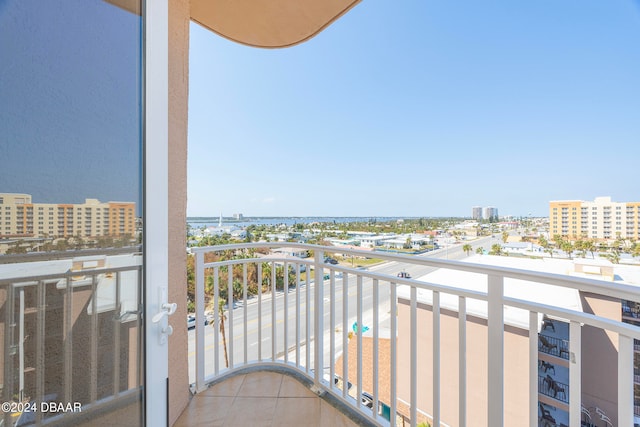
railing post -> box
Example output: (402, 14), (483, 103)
(569, 321), (581, 427)
(314, 248), (324, 386)
(618, 334), (633, 427)
(459, 296), (467, 427)
(228, 264), (234, 368)
(410, 286), (417, 427)
(487, 274), (504, 427)
(433, 291), (440, 427)
(195, 251), (205, 392)
(528, 312), (538, 427)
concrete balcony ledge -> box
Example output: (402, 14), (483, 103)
(177, 364), (377, 427)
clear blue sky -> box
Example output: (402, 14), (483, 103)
(188, 1), (640, 218)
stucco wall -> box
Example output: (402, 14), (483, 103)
(580, 291), (621, 426)
(168, 0), (190, 424)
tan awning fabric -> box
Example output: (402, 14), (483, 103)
(190, 0), (361, 48)
(104, 0), (141, 15)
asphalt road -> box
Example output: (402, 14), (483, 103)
(187, 235), (499, 383)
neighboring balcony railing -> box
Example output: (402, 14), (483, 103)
(0, 251), (143, 426)
(539, 375), (569, 404)
(192, 242), (640, 427)
(538, 333), (570, 360)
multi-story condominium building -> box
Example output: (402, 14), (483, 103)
(0, 193), (135, 238)
(472, 206), (483, 220)
(549, 196), (640, 241)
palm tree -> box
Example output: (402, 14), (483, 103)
(608, 251), (621, 264)
(583, 239), (596, 259)
(502, 231), (509, 243)
(552, 234), (564, 249)
(631, 242), (640, 258)
(561, 241), (574, 260)
(539, 236), (551, 256)
(475, 247), (484, 255)
(208, 298), (229, 368)
(261, 262), (272, 291)
(489, 243), (503, 256)
(463, 244), (472, 256)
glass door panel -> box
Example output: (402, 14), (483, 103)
(0, 1), (145, 425)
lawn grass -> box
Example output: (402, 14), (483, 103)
(297, 257), (386, 281)
(336, 256), (385, 268)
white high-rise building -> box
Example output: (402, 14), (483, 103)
(484, 206), (498, 221)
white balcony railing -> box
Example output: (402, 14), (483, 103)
(192, 242), (640, 427)
(0, 249), (143, 427)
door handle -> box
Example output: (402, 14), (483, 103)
(152, 302), (177, 323)
(154, 287), (176, 345)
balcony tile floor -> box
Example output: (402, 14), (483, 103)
(175, 371), (360, 427)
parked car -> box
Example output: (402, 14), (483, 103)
(324, 257), (338, 265)
(361, 391), (374, 408)
(361, 391), (391, 421)
(204, 311), (215, 325)
(187, 314), (207, 329)
(397, 271), (411, 279)
(333, 375), (352, 390)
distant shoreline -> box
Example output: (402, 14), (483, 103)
(187, 216), (416, 223)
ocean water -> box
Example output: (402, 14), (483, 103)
(187, 216), (409, 229)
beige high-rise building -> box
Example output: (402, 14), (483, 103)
(0, 192), (135, 238)
(549, 196), (640, 241)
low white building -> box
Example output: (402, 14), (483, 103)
(326, 238), (359, 247)
(265, 233), (292, 242)
(381, 234), (432, 250)
(501, 242), (543, 255)
(356, 234), (396, 248)
(272, 247), (309, 258)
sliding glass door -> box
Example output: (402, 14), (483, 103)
(0, 1), (167, 425)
